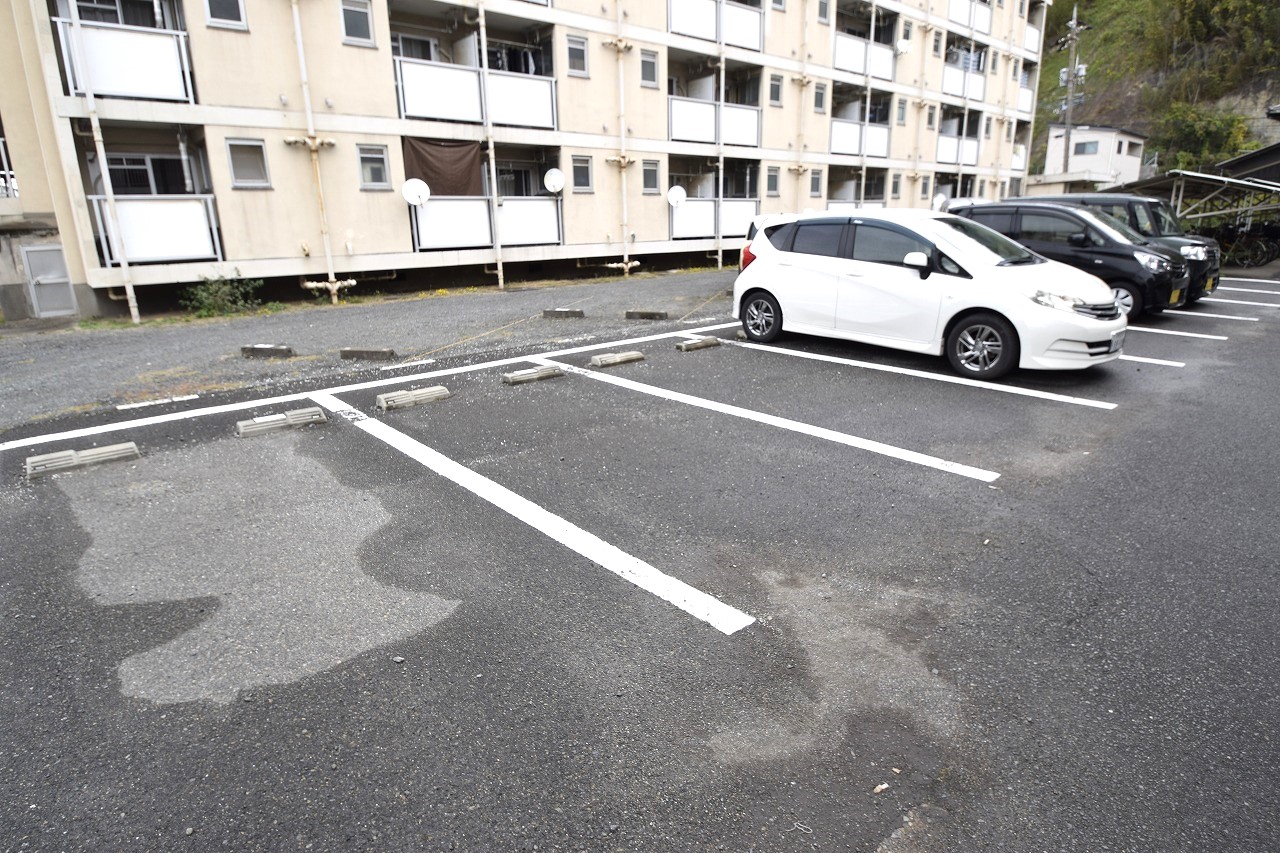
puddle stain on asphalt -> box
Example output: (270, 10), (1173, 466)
(60, 433), (459, 704)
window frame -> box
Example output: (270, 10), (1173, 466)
(571, 155), (593, 192)
(206, 0), (246, 30)
(890, 173), (901, 199)
(341, 0), (374, 48)
(813, 82), (827, 113)
(226, 138), (271, 190)
(567, 34), (589, 78)
(640, 49), (658, 88)
(642, 159), (660, 194)
(769, 74), (784, 107)
(357, 144), (391, 191)
(809, 168), (823, 198)
(817, 0), (830, 24)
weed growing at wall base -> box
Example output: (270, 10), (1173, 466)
(180, 273), (265, 317)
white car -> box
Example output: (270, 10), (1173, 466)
(732, 209), (1127, 379)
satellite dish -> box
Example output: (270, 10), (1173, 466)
(401, 178), (430, 206)
(666, 185), (687, 208)
(543, 168), (565, 194)
(895, 39), (911, 55)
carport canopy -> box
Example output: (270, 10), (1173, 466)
(1108, 169), (1280, 222)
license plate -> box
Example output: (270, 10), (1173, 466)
(1170, 288), (1184, 304)
(1109, 330), (1125, 353)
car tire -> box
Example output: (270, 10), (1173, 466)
(945, 313), (1019, 380)
(1111, 282), (1144, 317)
(742, 291), (783, 342)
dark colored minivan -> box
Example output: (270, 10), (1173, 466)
(1006, 194), (1220, 303)
(948, 201), (1191, 317)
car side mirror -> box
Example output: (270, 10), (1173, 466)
(902, 251), (931, 279)
(1068, 232), (1089, 247)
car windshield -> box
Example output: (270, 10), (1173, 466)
(1150, 202), (1185, 235)
(934, 216), (1039, 264)
(1085, 209), (1149, 245)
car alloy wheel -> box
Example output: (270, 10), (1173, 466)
(1111, 284), (1142, 317)
(743, 292), (782, 342)
(946, 313), (1019, 379)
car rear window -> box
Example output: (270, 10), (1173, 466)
(966, 209), (1014, 235)
(764, 222), (796, 249)
(790, 222), (845, 257)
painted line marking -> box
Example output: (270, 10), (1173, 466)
(1119, 355), (1186, 367)
(533, 358), (1000, 483)
(1164, 310), (1258, 322)
(1217, 286), (1280, 296)
(116, 394), (201, 411)
(1126, 326), (1228, 341)
(729, 340), (1117, 410)
(1221, 277), (1280, 286)
(381, 358), (436, 371)
(1200, 297), (1279, 308)
(0, 323), (739, 455)
(307, 392), (755, 636)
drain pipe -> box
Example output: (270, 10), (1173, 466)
(69, 0), (140, 323)
(288, 0), (352, 304)
(476, 3), (506, 289)
(604, 3), (637, 275)
(715, 36), (726, 269)
(176, 128), (193, 193)
(859, 2), (877, 206)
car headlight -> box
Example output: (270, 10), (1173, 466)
(1134, 250), (1171, 273)
(1179, 245), (1208, 261)
(1031, 290), (1085, 313)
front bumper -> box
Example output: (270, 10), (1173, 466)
(1019, 312), (1127, 371)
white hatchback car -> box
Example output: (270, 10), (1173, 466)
(733, 209), (1127, 379)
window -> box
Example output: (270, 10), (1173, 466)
(207, 0), (246, 29)
(791, 222), (844, 257)
(1073, 140), (1099, 156)
(983, 117), (992, 139)
(920, 175), (931, 200)
(1117, 140), (1124, 154)
(932, 32), (943, 56)
(818, 0), (829, 23)
(769, 74), (783, 106)
(901, 21), (912, 41)
(1010, 58), (1020, 81)
(341, 0), (373, 46)
(890, 173), (901, 199)
(814, 83), (826, 113)
(895, 98), (907, 125)
(766, 166), (780, 196)
(968, 209), (1013, 233)
(106, 154), (187, 195)
(809, 169), (823, 197)
(568, 35), (588, 77)
(1021, 212), (1094, 245)
(571, 155), (592, 192)
(358, 145), (389, 190)
(392, 33), (436, 60)
(640, 50), (658, 87)
(926, 105), (937, 130)
(978, 179), (986, 198)
(851, 223), (930, 266)
(772, 0), (785, 8)
(642, 160), (659, 194)
(990, 52), (999, 74)
(227, 139), (270, 189)
(1127, 141), (1142, 156)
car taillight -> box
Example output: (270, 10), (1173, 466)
(740, 243), (756, 271)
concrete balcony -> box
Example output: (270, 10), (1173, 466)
(412, 196), (560, 251)
(830, 121), (890, 158)
(670, 198), (758, 239)
(396, 59), (556, 129)
(55, 19), (194, 103)
(668, 0), (762, 51)
(833, 34), (895, 81)
(669, 98), (760, 146)
(943, 65), (986, 101)
(90, 195), (221, 265)
(936, 135), (980, 166)
(948, 0), (992, 34)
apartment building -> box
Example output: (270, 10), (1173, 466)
(0, 0), (1050, 320)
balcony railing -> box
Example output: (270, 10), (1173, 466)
(668, 0), (762, 51)
(0, 137), (16, 199)
(833, 34), (895, 81)
(395, 58), (556, 128)
(942, 65), (986, 100)
(1012, 143), (1027, 171)
(1017, 86), (1035, 114)
(830, 121), (890, 157)
(948, 0), (992, 34)
(936, 135), (979, 166)
(55, 19), (193, 103)
(412, 196), (561, 251)
(669, 97), (760, 146)
(670, 198), (759, 239)
(90, 195), (221, 265)
(1024, 24), (1042, 53)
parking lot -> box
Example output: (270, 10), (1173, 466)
(3, 272), (1278, 850)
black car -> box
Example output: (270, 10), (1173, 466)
(1005, 193), (1220, 303)
(948, 201), (1191, 317)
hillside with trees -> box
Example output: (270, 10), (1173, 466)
(1033, 0), (1280, 174)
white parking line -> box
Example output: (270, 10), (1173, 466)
(117, 394), (201, 410)
(1201, 297), (1279, 308)
(534, 358), (1001, 483)
(1119, 355), (1186, 367)
(727, 340), (1117, 410)
(1221, 277), (1280, 285)
(308, 392), (756, 636)
(0, 323), (739, 455)
(1164, 310), (1258, 322)
(1126, 327), (1228, 341)
(1217, 286), (1280, 296)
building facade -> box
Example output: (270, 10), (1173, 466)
(0, 0), (1050, 319)
(1030, 122), (1148, 194)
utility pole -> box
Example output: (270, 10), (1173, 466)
(1059, 4), (1087, 175)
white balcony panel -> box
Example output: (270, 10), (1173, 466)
(720, 200), (758, 237)
(488, 72), (556, 129)
(94, 196), (217, 264)
(831, 120), (862, 156)
(867, 43), (895, 81)
(672, 198), (716, 239)
(833, 33), (867, 75)
(59, 21), (190, 102)
(398, 59), (483, 122)
(960, 138), (979, 166)
(973, 3), (992, 34)
(1018, 86), (1034, 114)
(942, 65), (966, 98)
(1024, 24), (1042, 52)
(1012, 144), (1028, 171)
(937, 135), (960, 164)
(865, 124), (889, 157)
(723, 2), (762, 51)
(498, 197), (560, 246)
(414, 198), (492, 249)
(721, 104), (760, 147)
(670, 97), (717, 143)
(948, 0), (971, 26)
(669, 0), (717, 41)
(967, 72), (986, 101)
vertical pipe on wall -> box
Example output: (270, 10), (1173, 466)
(289, 0), (339, 289)
(476, 2), (506, 289)
(614, 1), (632, 276)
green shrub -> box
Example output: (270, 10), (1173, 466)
(180, 274), (264, 317)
